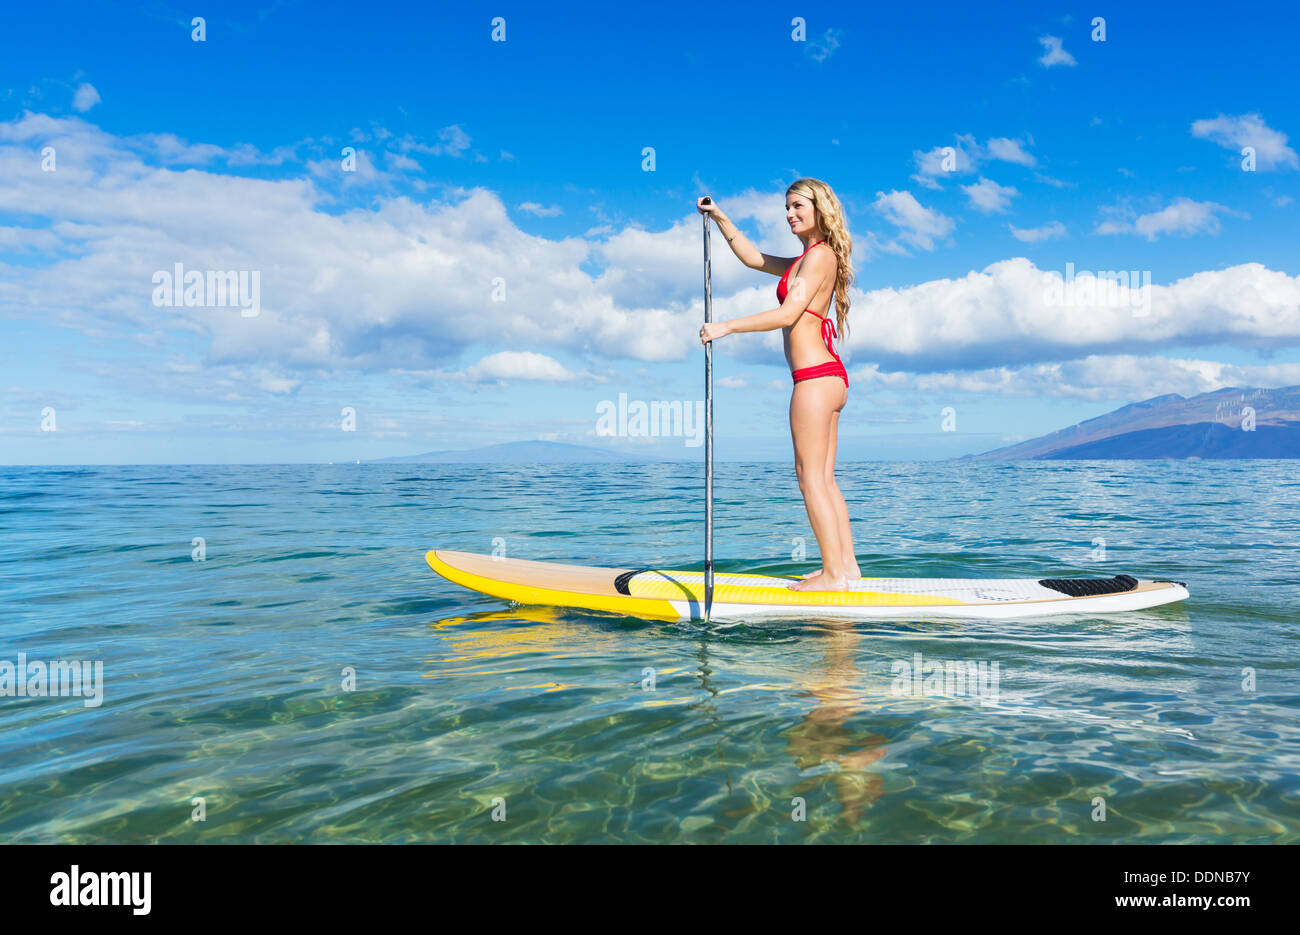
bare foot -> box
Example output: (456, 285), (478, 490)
(789, 573), (850, 591)
(801, 566), (862, 583)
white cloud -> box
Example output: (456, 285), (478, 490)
(1009, 221), (1067, 242)
(962, 177), (1019, 213)
(462, 351), (586, 383)
(0, 225), (61, 250)
(839, 257), (1300, 373)
(3, 114), (1297, 403)
(1095, 197), (1233, 239)
(855, 228), (910, 259)
(351, 124), (473, 160)
(248, 369), (301, 395)
(1037, 35), (1076, 67)
(852, 353), (1300, 401)
(517, 202), (563, 217)
(910, 135), (979, 188)
(72, 83), (101, 112)
(386, 152), (421, 173)
(1134, 198), (1232, 239)
(1191, 112), (1299, 171)
(911, 133), (1038, 189)
(1033, 172), (1072, 189)
(140, 132), (233, 165)
(430, 124), (471, 157)
(985, 137), (1037, 167)
(871, 190), (956, 251)
(807, 28), (843, 63)
(113, 360), (304, 405)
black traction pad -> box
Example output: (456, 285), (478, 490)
(614, 569), (648, 595)
(1037, 573), (1138, 597)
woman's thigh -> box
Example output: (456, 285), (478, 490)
(824, 409), (840, 482)
(789, 377), (845, 473)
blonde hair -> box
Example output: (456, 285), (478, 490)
(786, 178), (855, 340)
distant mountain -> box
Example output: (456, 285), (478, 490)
(965, 385), (1300, 460)
(370, 440), (657, 464)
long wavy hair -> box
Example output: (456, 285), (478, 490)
(786, 178), (854, 340)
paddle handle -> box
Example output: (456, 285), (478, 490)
(701, 197), (714, 621)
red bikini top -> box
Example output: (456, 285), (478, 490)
(775, 240), (825, 304)
(776, 240), (843, 367)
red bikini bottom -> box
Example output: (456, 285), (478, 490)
(792, 360), (849, 387)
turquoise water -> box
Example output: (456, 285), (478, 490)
(1, 461), (1297, 843)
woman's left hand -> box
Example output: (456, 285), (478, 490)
(700, 321), (731, 345)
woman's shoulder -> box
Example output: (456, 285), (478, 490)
(808, 241), (837, 267)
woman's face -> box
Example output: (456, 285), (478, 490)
(786, 194), (817, 238)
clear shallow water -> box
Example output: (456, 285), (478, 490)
(0, 460), (1297, 843)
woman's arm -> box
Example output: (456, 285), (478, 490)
(711, 212), (765, 269)
(701, 252), (832, 343)
(697, 197), (765, 269)
(724, 306), (797, 335)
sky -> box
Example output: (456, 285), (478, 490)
(1, 0), (1298, 464)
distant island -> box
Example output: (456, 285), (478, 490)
(965, 385), (1300, 460)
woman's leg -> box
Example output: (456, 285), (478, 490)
(788, 377), (849, 591)
(802, 404), (861, 581)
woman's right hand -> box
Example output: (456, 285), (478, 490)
(700, 320), (732, 345)
(696, 196), (723, 220)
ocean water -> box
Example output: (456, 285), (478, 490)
(1, 460), (1297, 843)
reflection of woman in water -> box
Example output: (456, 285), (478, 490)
(697, 178), (859, 592)
(786, 624), (889, 827)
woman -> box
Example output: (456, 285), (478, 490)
(697, 178), (860, 592)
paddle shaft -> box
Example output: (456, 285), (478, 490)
(701, 198), (714, 621)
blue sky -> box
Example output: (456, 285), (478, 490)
(2, 0), (1298, 464)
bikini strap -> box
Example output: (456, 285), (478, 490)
(802, 309), (844, 366)
(787, 239), (827, 281)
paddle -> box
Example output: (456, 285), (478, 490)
(701, 197), (715, 622)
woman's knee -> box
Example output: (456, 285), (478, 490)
(797, 471), (830, 495)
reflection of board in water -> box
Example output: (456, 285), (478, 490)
(426, 550), (1189, 623)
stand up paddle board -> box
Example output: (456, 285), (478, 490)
(426, 550), (1189, 622)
